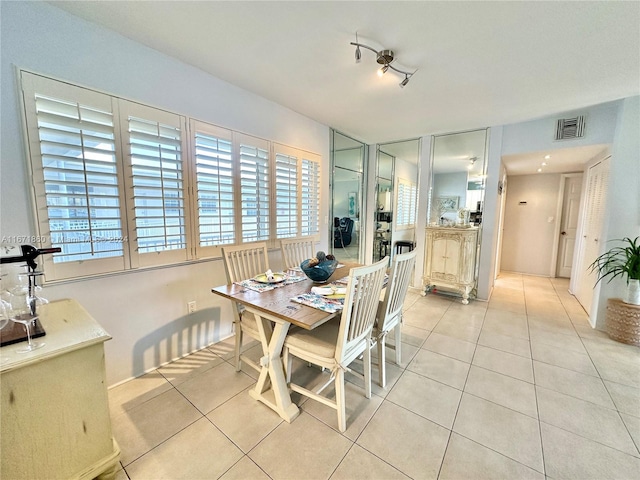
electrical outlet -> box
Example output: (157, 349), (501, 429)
(187, 301), (196, 314)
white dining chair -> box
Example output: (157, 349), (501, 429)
(279, 236), (316, 270)
(283, 257), (388, 432)
(372, 249), (417, 388)
(221, 243), (270, 372)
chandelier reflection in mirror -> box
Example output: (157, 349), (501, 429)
(350, 33), (416, 88)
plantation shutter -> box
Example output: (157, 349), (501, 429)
(191, 121), (234, 257)
(301, 156), (320, 236)
(397, 178), (417, 228)
(275, 152), (298, 238)
(20, 72), (127, 280)
(236, 133), (270, 242)
(120, 102), (189, 267)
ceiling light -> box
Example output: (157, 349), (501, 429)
(537, 168), (542, 172)
(544, 155), (551, 159)
(542, 162), (547, 166)
(467, 157), (477, 170)
(350, 34), (416, 88)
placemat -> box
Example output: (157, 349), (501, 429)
(290, 293), (345, 314)
(235, 273), (306, 293)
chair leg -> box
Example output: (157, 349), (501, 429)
(235, 322), (243, 372)
(283, 346), (292, 383)
(364, 344), (372, 399)
(335, 368), (346, 433)
(394, 323), (402, 365)
(378, 334), (387, 388)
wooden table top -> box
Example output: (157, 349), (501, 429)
(211, 262), (359, 330)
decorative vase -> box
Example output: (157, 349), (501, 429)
(624, 279), (640, 305)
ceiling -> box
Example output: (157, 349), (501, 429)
(50, 1), (638, 175)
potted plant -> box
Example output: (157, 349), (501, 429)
(590, 236), (640, 305)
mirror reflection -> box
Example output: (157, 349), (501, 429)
(374, 150), (393, 262)
(330, 130), (365, 262)
(374, 139), (420, 263)
(430, 129), (488, 227)
(423, 129), (488, 303)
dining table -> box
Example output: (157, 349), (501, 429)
(211, 261), (359, 423)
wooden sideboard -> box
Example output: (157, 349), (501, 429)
(422, 226), (479, 304)
(1, 299), (120, 479)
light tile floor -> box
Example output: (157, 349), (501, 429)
(108, 273), (640, 479)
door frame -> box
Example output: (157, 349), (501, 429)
(550, 173), (583, 277)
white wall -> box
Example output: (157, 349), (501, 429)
(501, 174), (562, 276)
(501, 101), (620, 156)
(0, 1), (330, 385)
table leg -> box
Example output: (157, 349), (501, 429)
(248, 312), (300, 422)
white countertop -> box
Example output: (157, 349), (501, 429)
(0, 299), (111, 374)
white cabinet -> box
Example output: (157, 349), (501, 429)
(422, 226), (479, 304)
(1, 299), (120, 479)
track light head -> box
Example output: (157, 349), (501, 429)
(377, 64), (389, 77)
(399, 75), (410, 88)
(355, 46), (361, 63)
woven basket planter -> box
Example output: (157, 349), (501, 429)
(606, 298), (640, 346)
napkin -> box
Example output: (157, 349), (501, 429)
(265, 269), (275, 282)
(311, 286), (347, 296)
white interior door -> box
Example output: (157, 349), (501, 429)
(575, 158), (610, 314)
(556, 175), (583, 278)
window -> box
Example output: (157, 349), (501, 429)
(191, 121), (234, 257)
(275, 152), (298, 238)
(396, 178), (417, 229)
(237, 133), (270, 242)
(301, 158), (320, 236)
(273, 143), (321, 239)
(122, 102), (189, 267)
(20, 71), (321, 281)
(21, 72), (128, 279)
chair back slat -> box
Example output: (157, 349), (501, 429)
(379, 250), (417, 332)
(280, 237), (316, 269)
(221, 243), (270, 283)
(336, 258), (388, 361)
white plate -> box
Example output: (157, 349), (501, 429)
(253, 273), (286, 284)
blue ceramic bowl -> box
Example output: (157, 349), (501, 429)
(300, 258), (338, 283)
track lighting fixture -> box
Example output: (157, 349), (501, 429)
(350, 34), (416, 88)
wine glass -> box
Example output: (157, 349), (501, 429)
(6, 286), (45, 353)
(17, 271), (48, 307)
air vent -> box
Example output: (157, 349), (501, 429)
(555, 115), (586, 140)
